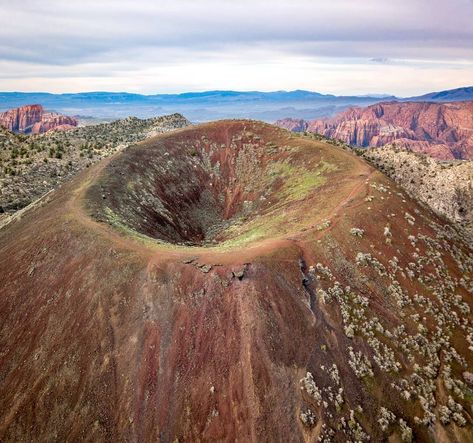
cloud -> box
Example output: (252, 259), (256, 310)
(0, 0), (472, 94)
(370, 58), (391, 64)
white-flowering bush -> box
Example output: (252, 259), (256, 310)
(399, 419), (413, 442)
(384, 225), (392, 244)
(404, 212), (416, 225)
(300, 372), (322, 404)
(300, 408), (317, 427)
(348, 347), (374, 378)
(350, 227), (365, 238)
(378, 407), (396, 431)
(317, 219), (331, 231)
(317, 288), (330, 304)
(439, 405), (451, 424)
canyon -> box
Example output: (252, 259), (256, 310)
(276, 101), (473, 160)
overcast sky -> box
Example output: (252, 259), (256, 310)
(1, 0), (472, 95)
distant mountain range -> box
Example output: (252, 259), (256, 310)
(405, 86), (473, 102)
(0, 86), (471, 122)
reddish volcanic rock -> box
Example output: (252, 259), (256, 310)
(278, 101), (473, 160)
(0, 104), (77, 134)
(1, 121), (472, 442)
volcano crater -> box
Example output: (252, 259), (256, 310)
(86, 121), (336, 247)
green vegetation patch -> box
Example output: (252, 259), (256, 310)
(218, 160), (337, 248)
(265, 159), (336, 202)
(218, 212), (287, 249)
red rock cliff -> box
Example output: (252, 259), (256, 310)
(274, 118), (308, 132)
(31, 113), (78, 134)
(0, 104), (78, 134)
(277, 101), (473, 160)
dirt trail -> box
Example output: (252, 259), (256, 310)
(290, 167), (375, 267)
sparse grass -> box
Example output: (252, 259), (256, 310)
(216, 161), (336, 247)
(265, 160), (335, 202)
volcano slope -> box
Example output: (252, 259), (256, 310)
(0, 120), (472, 442)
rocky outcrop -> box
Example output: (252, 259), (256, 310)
(274, 118), (308, 132)
(0, 104), (43, 133)
(0, 104), (78, 134)
(31, 113), (77, 134)
(277, 101), (473, 160)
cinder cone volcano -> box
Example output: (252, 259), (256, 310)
(0, 120), (472, 442)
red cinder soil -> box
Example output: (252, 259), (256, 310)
(0, 120), (472, 442)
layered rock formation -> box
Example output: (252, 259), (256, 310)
(276, 101), (473, 160)
(30, 114), (78, 134)
(0, 104), (43, 133)
(274, 118), (309, 132)
(0, 104), (77, 134)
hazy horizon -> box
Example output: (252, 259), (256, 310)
(0, 87), (469, 98)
